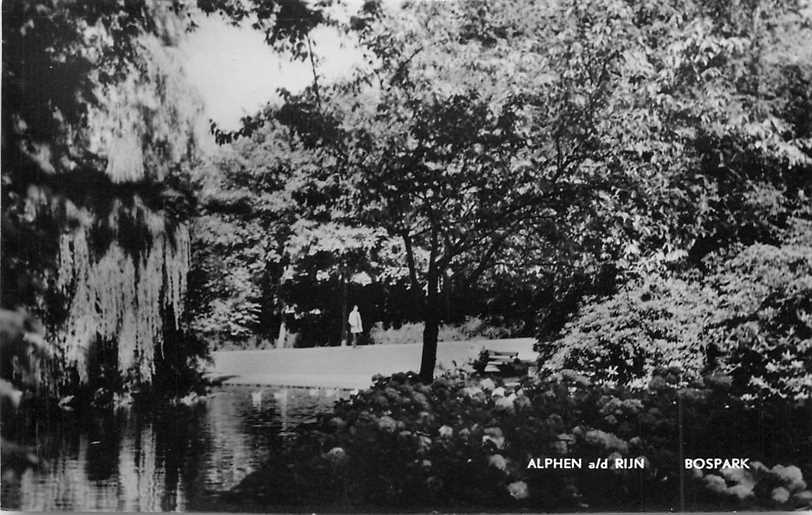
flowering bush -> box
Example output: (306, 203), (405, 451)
(539, 225), (812, 399)
(230, 371), (812, 511)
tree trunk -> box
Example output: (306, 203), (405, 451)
(340, 269), (348, 346)
(444, 271), (452, 321)
(419, 259), (440, 383)
(276, 317), (287, 349)
(419, 305), (439, 382)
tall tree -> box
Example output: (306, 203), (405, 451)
(220, 0), (649, 381)
(189, 122), (408, 347)
(2, 0), (332, 395)
(210, 0), (811, 383)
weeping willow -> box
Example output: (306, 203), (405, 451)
(2, 2), (206, 395)
(54, 204), (190, 387)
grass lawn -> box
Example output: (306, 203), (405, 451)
(208, 337), (535, 388)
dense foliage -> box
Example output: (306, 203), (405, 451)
(1, 0), (333, 397)
(187, 138), (408, 347)
(3, 0), (811, 509)
(200, 0), (812, 382)
(2, 0), (203, 399)
(231, 370), (812, 510)
(540, 220), (812, 398)
(529, 0), (812, 398)
(0, 309), (50, 475)
(187, 131), (532, 348)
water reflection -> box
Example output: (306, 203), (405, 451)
(1, 386), (347, 511)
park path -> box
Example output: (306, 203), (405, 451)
(209, 338), (536, 389)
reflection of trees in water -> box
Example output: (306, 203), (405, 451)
(85, 414), (120, 482)
(154, 407), (206, 512)
(201, 387), (345, 501)
(118, 411), (159, 511)
(2, 388), (343, 511)
(203, 389), (283, 492)
(5, 408), (203, 511)
(12, 414), (122, 510)
(115, 407), (212, 511)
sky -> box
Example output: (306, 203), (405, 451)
(178, 10), (367, 132)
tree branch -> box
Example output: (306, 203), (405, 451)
(306, 36), (321, 107)
(401, 230), (423, 306)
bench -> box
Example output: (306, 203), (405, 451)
(472, 349), (533, 375)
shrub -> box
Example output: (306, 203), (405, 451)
(369, 317), (514, 346)
(229, 370), (812, 511)
(538, 274), (716, 386)
(368, 322), (425, 345)
(539, 224), (812, 399)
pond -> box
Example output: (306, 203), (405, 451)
(1, 386), (350, 511)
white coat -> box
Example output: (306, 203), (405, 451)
(348, 309), (363, 334)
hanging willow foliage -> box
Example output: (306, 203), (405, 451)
(2, 2), (205, 396)
(55, 223), (189, 388)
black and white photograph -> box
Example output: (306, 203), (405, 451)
(2, 0), (812, 512)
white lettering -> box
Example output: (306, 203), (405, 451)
(685, 458), (750, 469)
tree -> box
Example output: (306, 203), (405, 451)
(534, 0), (812, 397)
(207, 0), (810, 383)
(188, 123), (408, 348)
(220, 0), (655, 381)
(2, 0), (206, 394)
(1, 0), (332, 395)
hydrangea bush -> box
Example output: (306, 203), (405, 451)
(230, 370), (812, 511)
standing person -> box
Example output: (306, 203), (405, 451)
(348, 305), (363, 348)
